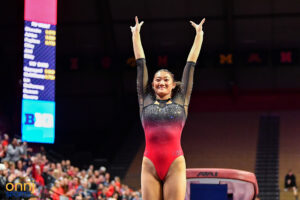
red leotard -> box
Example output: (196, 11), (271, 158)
(136, 58), (195, 181)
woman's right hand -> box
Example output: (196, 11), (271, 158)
(130, 16), (144, 35)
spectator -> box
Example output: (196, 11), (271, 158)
(97, 183), (104, 197)
(16, 159), (25, 173)
(99, 166), (106, 175)
(0, 143), (5, 162)
(0, 163), (7, 199)
(106, 181), (115, 197)
(56, 163), (63, 175)
(89, 175), (98, 191)
(2, 160), (9, 170)
(284, 169), (299, 200)
(51, 180), (64, 200)
(76, 179), (93, 199)
(34, 165), (45, 186)
(31, 156), (46, 187)
(40, 146), (47, 156)
(3, 138), (26, 162)
(67, 166), (76, 177)
(42, 165), (56, 189)
(89, 164), (94, 172)
(104, 172), (110, 186)
(94, 169), (100, 178)
(0, 139), (140, 200)
(74, 193), (84, 200)
(100, 187), (109, 199)
(50, 162), (56, 170)
(21, 141), (33, 158)
(71, 176), (81, 191)
(66, 160), (71, 169)
(8, 161), (16, 175)
(62, 160), (67, 172)
(131, 191), (141, 200)
(114, 176), (121, 188)
(1, 133), (9, 148)
(108, 192), (119, 200)
(78, 169), (88, 181)
(61, 177), (74, 199)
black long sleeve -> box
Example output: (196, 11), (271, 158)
(180, 61), (196, 107)
(136, 58), (149, 114)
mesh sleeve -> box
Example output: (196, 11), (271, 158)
(181, 61), (196, 107)
(136, 58), (148, 114)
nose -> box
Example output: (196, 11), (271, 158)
(159, 80), (165, 85)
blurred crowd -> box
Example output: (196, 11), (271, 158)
(0, 133), (141, 200)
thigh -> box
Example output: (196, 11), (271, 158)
(163, 156), (186, 200)
(141, 156), (163, 200)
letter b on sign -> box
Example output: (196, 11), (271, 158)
(25, 114), (35, 125)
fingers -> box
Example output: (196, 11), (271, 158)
(190, 18), (206, 26)
(135, 16), (139, 25)
(200, 18), (206, 26)
(130, 20), (143, 33)
(190, 21), (197, 28)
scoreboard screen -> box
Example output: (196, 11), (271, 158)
(21, 0), (57, 143)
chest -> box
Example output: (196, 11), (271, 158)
(142, 103), (186, 123)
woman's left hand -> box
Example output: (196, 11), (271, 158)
(190, 18), (205, 34)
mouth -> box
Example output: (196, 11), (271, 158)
(157, 86), (166, 90)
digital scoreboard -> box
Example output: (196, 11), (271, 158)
(21, 0), (57, 143)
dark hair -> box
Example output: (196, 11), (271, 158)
(148, 69), (182, 98)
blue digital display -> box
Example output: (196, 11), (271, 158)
(190, 184), (228, 200)
(21, 19), (56, 144)
(21, 100), (55, 143)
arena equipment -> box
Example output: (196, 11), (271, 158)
(185, 168), (259, 200)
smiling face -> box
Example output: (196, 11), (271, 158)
(152, 70), (176, 99)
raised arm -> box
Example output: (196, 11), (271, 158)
(187, 18), (205, 62)
(181, 18), (205, 114)
(131, 16), (148, 114)
(131, 16), (145, 59)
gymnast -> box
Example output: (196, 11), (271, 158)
(131, 16), (205, 200)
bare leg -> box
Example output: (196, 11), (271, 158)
(141, 156), (163, 200)
(163, 156), (186, 200)
(293, 187), (299, 200)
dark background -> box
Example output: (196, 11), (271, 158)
(0, 0), (300, 168)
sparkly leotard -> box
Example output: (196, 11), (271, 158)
(136, 58), (195, 181)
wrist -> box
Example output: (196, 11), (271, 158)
(196, 31), (204, 36)
(132, 32), (141, 37)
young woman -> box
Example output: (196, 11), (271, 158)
(131, 16), (205, 200)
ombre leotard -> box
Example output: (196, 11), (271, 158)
(136, 58), (195, 181)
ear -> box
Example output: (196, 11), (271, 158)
(172, 82), (176, 89)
